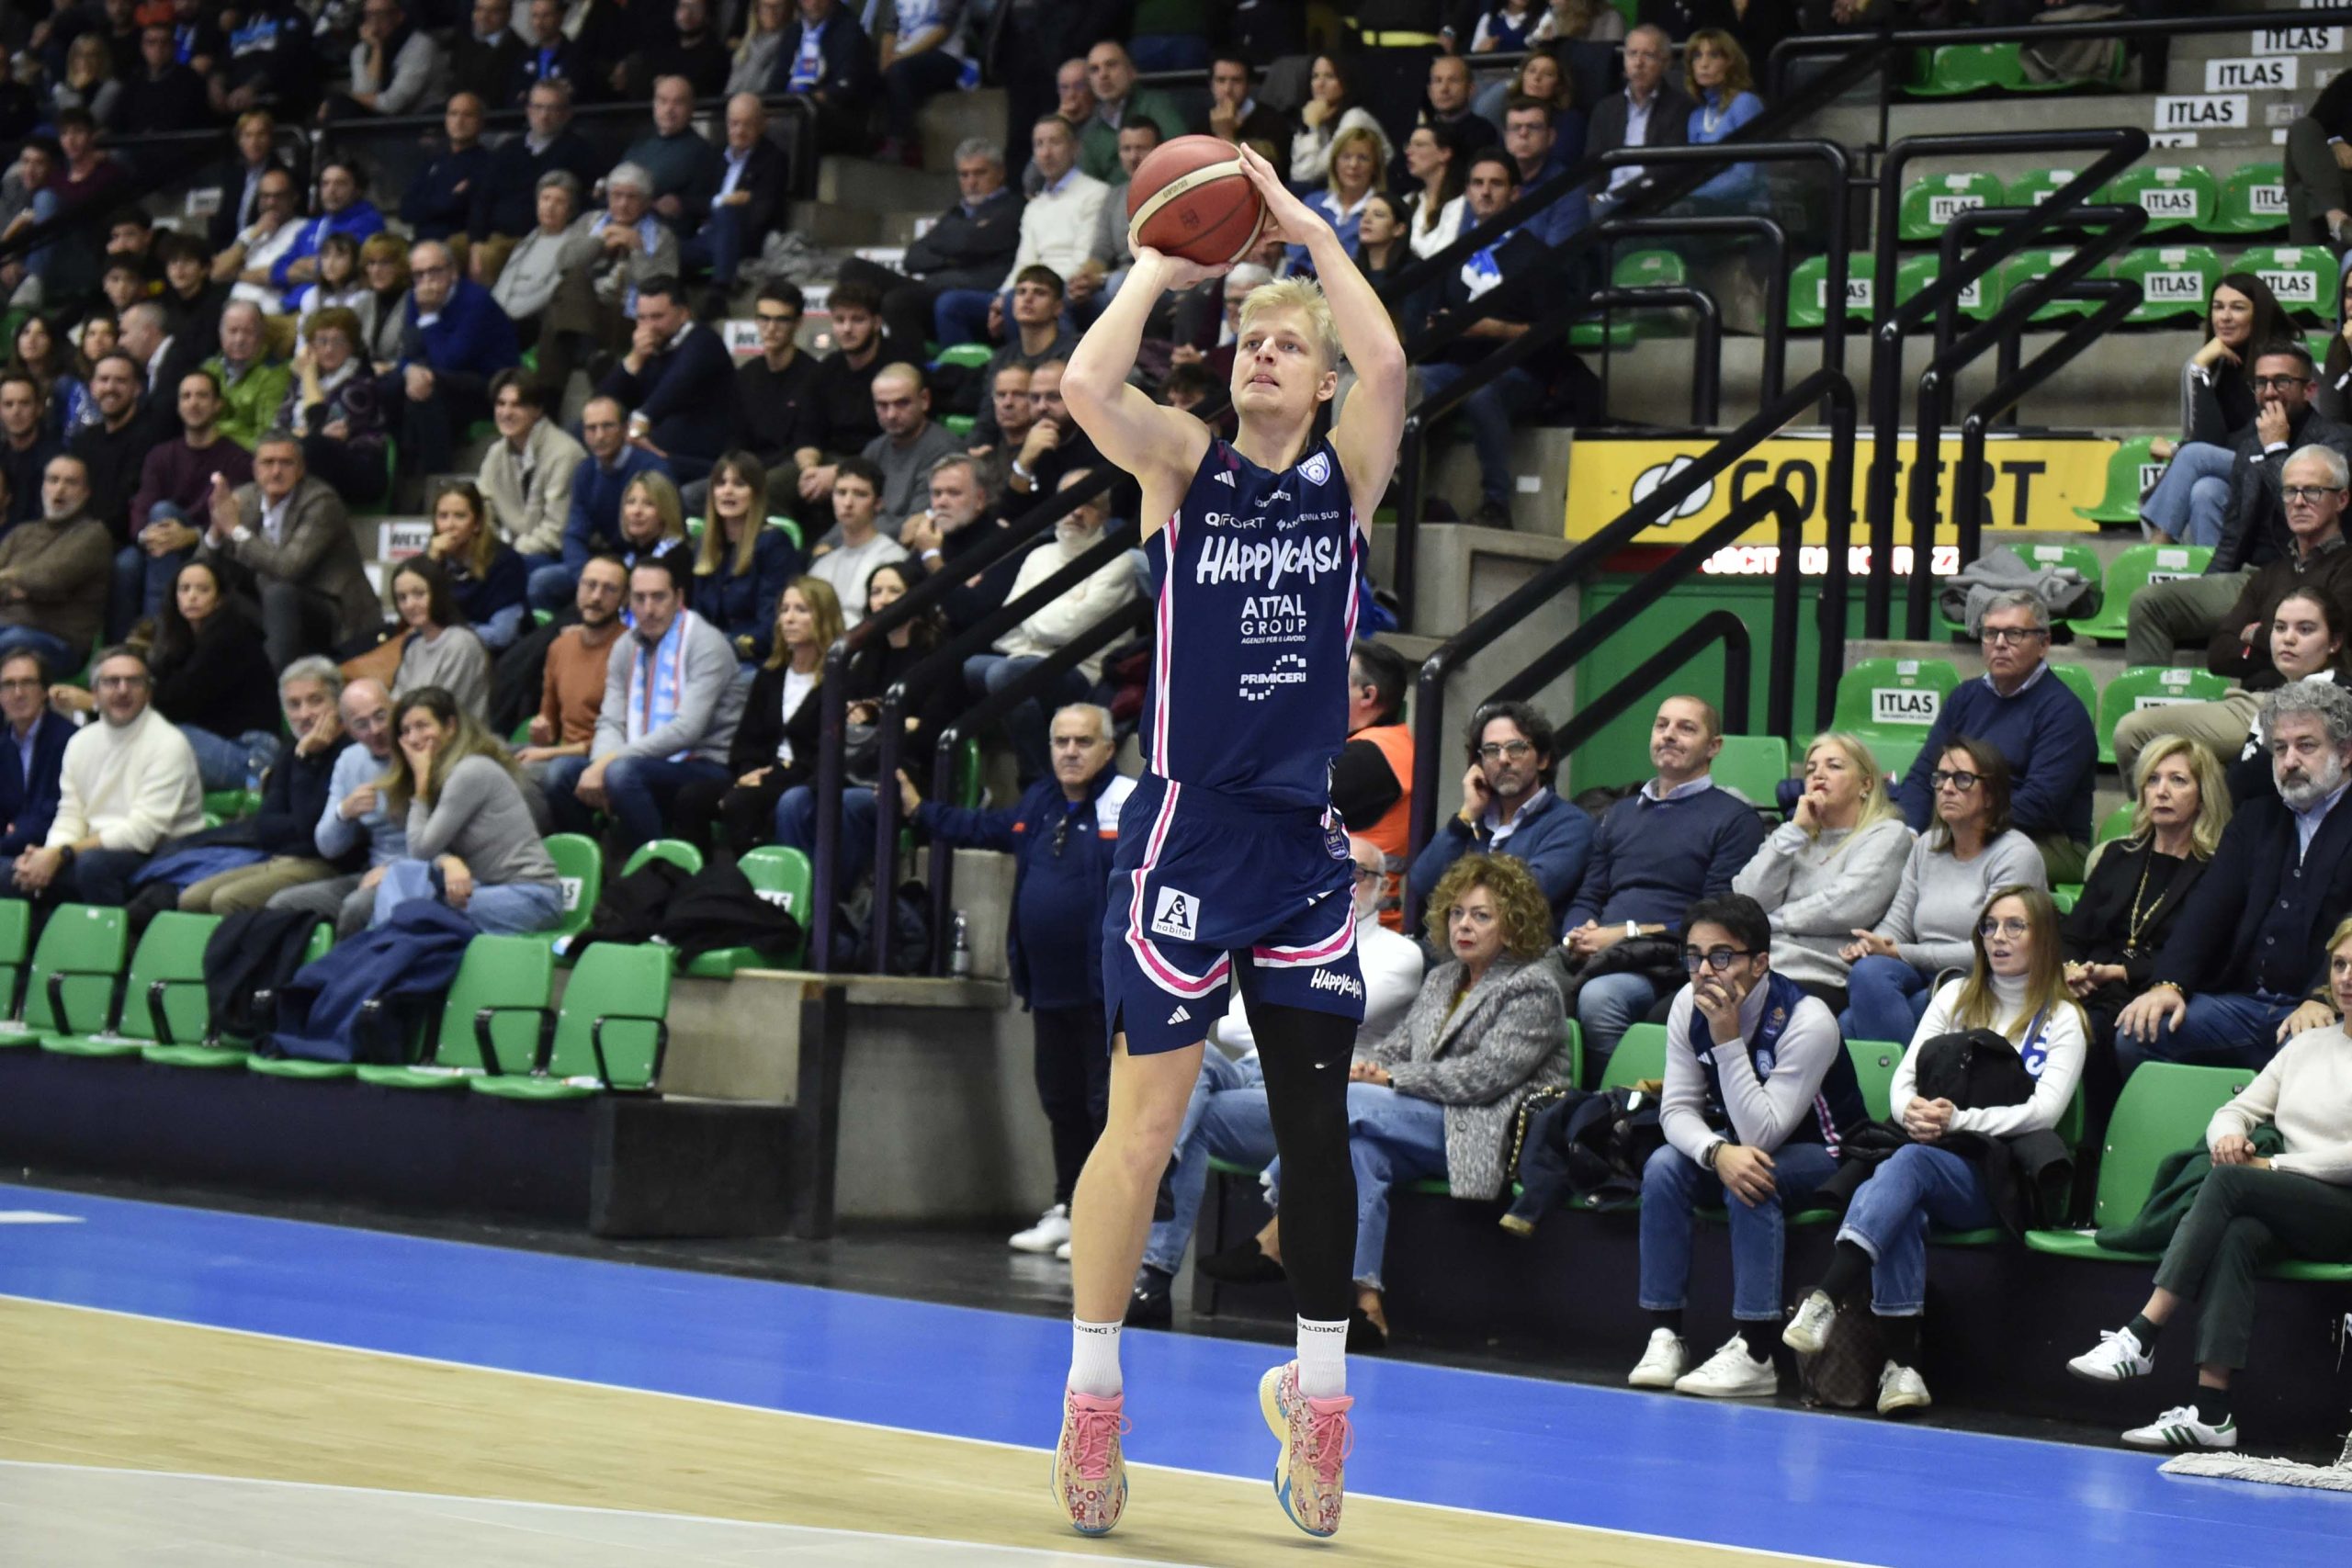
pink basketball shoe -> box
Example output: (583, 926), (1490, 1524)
(1259, 1361), (1354, 1538)
(1050, 1387), (1130, 1535)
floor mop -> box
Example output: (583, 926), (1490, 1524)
(2162, 1315), (2352, 1492)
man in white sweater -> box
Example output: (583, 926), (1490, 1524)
(2, 646), (201, 908)
(967, 467), (1135, 784)
(1126, 837), (1427, 1326)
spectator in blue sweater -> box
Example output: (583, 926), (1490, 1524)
(397, 93), (491, 244)
(0, 650), (74, 862)
(1682, 30), (1766, 210)
(383, 238), (522, 486)
(534, 395), (671, 612)
(272, 158), (386, 310)
(594, 276), (738, 484)
(1560, 694), (1770, 1070)
(1891, 589), (2098, 884)
(907, 701), (1133, 1255)
(1409, 699), (1592, 933)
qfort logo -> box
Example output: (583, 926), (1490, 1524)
(1238, 654), (1309, 702)
(1630, 455), (1715, 525)
(1308, 967), (1363, 1000)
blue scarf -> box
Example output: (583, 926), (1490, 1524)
(628, 609), (696, 761)
(1688, 970), (1807, 1120)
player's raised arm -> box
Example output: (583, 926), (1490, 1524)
(1061, 250), (1218, 491)
(1234, 143), (1408, 521)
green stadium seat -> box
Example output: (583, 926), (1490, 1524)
(1786, 253), (1875, 332)
(622, 839), (706, 878)
(1906, 42), (2023, 96)
(2105, 165), (2220, 235)
(1831, 657), (1963, 752)
(931, 342), (994, 371)
(1848, 1039), (1904, 1122)
(2005, 167), (2086, 212)
(2016, 541), (2104, 602)
(1870, 736), (1925, 784)
(353, 934), (557, 1089)
(203, 788), (262, 820)
(546, 832), (603, 962)
(2048, 886), (2076, 915)
(952, 735), (985, 807)
(0, 899), (28, 1020)
(2111, 245), (2222, 325)
(1566, 317), (1639, 352)
(1611, 248), (1688, 288)
(2233, 244), (2333, 321)
(2072, 438), (2165, 525)
(1713, 734), (1790, 813)
(2049, 662), (2098, 728)
(766, 514), (804, 552)
(1562, 1018), (1583, 1091)
(147, 921), (329, 1069)
(1890, 254), (1997, 325)
(682, 846), (811, 976)
(1897, 173), (2002, 242)
(1599, 1021), (1668, 1093)
(941, 414), (973, 436)
(2213, 163), (2288, 236)
(2097, 801), (2136, 844)
(1998, 248), (2098, 322)
(471, 942), (672, 1100)
(2025, 1063), (2254, 1263)
(2072, 544), (2210, 643)
(0, 905), (128, 1049)
(2098, 665), (2233, 764)
(41, 911), (218, 1059)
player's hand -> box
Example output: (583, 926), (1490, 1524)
(1234, 142), (1323, 249)
(1132, 246), (1231, 294)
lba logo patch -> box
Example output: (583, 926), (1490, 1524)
(1150, 886), (1202, 942)
(1299, 451), (1331, 487)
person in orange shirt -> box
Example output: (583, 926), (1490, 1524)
(1332, 640), (1415, 930)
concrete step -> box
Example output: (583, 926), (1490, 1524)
(915, 85), (1009, 171)
(814, 155), (957, 214)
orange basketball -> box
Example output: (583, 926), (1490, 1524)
(1125, 134), (1266, 267)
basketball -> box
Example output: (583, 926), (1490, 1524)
(1126, 134), (1267, 267)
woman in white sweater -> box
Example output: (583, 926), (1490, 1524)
(2065, 918), (2352, 1451)
(1786, 886), (2086, 1417)
(1838, 737), (2047, 1045)
(1731, 732), (1914, 1011)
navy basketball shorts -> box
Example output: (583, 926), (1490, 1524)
(1101, 772), (1366, 1056)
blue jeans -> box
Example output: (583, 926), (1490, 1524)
(883, 46), (965, 145)
(2114, 988), (2296, 1077)
(1836, 1143), (1996, 1316)
(371, 858), (564, 934)
(1577, 971), (1662, 1071)
(180, 725), (283, 793)
(2141, 440), (2235, 546)
(775, 784), (878, 890)
(1413, 362), (1543, 506)
(1270, 1082), (1449, 1292)
(933, 288), (998, 349)
(1840, 954), (1934, 1045)
(680, 205), (751, 288)
(1640, 1140), (1842, 1322)
(1144, 1051), (1274, 1275)
(138, 502), (199, 622)
(528, 754), (594, 836)
(527, 561), (578, 614)
(0, 625), (77, 674)
(964, 652), (1088, 785)
(602, 755), (732, 850)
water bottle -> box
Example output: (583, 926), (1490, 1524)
(950, 911), (973, 977)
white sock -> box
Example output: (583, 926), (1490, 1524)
(1295, 1315), (1348, 1399)
(1069, 1317), (1123, 1397)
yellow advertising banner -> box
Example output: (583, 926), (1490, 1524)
(1561, 432), (2120, 553)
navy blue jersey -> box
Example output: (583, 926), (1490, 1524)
(1143, 436), (1363, 812)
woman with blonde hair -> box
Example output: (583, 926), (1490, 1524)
(56, 34), (122, 129)
(1787, 885), (2086, 1416)
(1235, 853), (1573, 1349)
(618, 469), (695, 578)
(1290, 125), (1386, 275)
(693, 450), (800, 665)
(358, 232), (412, 366)
(2062, 736), (2228, 1112)
(673, 576), (842, 856)
(1732, 732), (1915, 1011)
(370, 685), (563, 933)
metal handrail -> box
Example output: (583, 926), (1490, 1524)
(1581, 285), (1724, 428)
(1548, 610), (1753, 761)
(1600, 213), (1791, 407)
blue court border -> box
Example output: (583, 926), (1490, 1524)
(0, 1182), (2343, 1567)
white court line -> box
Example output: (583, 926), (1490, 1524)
(0, 1213), (83, 1225)
(0, 1292), (1864, 1567)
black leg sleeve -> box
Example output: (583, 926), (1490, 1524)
(1250, 1002), (1361, 1324)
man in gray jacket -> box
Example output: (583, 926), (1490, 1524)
(199, 434), (379, 669)
(557, 556), (743, 849)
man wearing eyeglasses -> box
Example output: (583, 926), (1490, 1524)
(0, 652), (74, 870)
(1890, 587), (2096, 884)
(1628, 892), (1869, 1400)
(1408, 698), (1590, 934)
(2126, 342), (2352, 670)
(900, 703), (1135, 1259)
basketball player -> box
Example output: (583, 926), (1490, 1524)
(1049, 144), (1408, 1540)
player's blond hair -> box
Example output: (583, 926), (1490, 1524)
(1237, 276), (1343, 373)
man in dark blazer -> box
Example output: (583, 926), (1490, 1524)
(0, 649), (77, 863)
(680, 95), (791, 302)
(198, 434), (382, 669)
(766, 0), (877, 153)
(1587, 24), (1695, 206)
(595, 276), (739, 483)
(2115, 678), (2352, 1074)
(835, 140), (1025, 355)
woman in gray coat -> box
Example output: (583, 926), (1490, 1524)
(1258, 853), (1572, 1349)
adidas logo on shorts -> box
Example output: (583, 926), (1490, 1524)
(1167, 1005), (1193, 1026)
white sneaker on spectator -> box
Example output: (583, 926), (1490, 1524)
(1875, 1360), (1931, 1416)
(2122, 1404), (2237, 1450)
(2068, 1327), (2154, 1382)
(1781, 1291), (1837, 1355)
(1626, 1328), (1687, 1389)
(1055, 1239), (1073, 1261)
(1011, 1203), (1071, 1253)
(1675, 1337), (1779, 1399)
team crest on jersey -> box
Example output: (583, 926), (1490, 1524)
(1299, 451), (1332, 487)
(1150, 885), (1202, 942)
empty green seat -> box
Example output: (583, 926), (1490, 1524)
(1713, 734), (1789, 814)
(622, 839), (705, 878)
(1598, 1021), (1668, 1093)
(1998, 248), (2097, 322)
(932, 342), (994, 371)
(43, 911), (219, 1059)
(1566, 316), (1638, 352)
(0, 905), (128, 1049)
(1906, 42), (2022, 96)
(2025, 1063), (2254, 1263)
(2234, 245), (2332, 321)
(546, 831), (603, 962)
(0, 899), (28, 1019)
(2072, 438), (2166, 525)
(2105, 165), (2219, 235)
(147, 921), (329, 1069)
(1611, 248), (1687, 289)
(1890, 253), (1996, 325)
(2006, 167), (2086, 212)
(2214, 163), (2287, 236)
(2112, 245), (2222, 325)
(2098, 666), (2233, 764)
(2073, 543), (2211, 643)
(472, 942), (672, 1100)
(353, 934), (557, 1089)
(682, 846), (811, 976)
(1786, 253), (1875, 332)
(1831, 657), (1963, 751)
(1897, 173), (2002, 242)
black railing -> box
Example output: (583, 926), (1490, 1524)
(1581, 285), (1724, 427)
(1600, 213), (1791, 408)
(1549, 610), (1753, 760)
